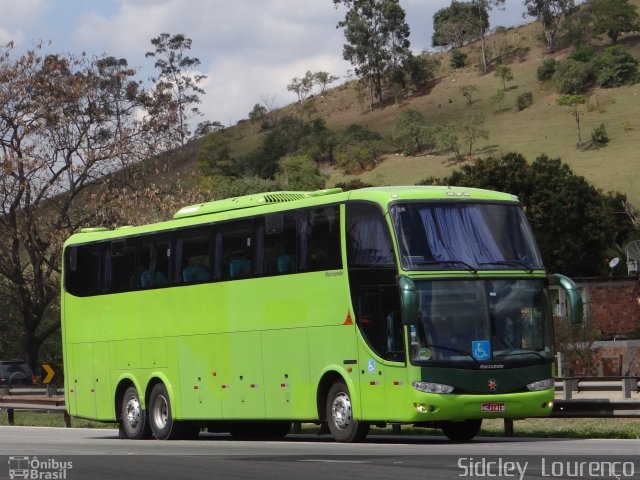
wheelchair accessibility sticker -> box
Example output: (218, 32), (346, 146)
(472, 340), (491, 361)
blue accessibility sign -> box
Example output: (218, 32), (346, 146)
(472, 340), (491, 361)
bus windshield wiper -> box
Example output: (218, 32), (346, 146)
(494, 350), (546, 360)
(478, 260), (534, 273)
(414, 260), (478, 273)
(422, 344), (479, 363)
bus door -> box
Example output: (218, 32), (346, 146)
(355, 284), (406, 421)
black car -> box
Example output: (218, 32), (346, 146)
(0, 360), (34, 386)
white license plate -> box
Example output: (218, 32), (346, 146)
(481, 402), (505, 412)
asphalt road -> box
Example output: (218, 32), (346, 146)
(1, 427), (639, 480)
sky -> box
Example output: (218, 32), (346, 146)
(0, 0), (530, 127)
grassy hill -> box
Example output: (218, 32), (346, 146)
(195, 14), (640, 206)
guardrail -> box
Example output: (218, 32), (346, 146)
(2, 377), (640, 432)
(0, 385), (70, 427)
(550, 376), (640, 419)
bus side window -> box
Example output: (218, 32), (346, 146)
(64, 244), (102, 297)
(220, 221), (253, 279)
(346, 203), (395, 267)
(262, 213), (296, 275)
(138, 236), (171, 289)
(298, 206), (341, 272)
(176, 228), (211, 284)
(106, 240), (136, 293)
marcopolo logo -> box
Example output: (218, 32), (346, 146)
(8, 456), (73, 480)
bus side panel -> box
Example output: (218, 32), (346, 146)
(308, 325), (359, 417)
(261, 328), (312, 419)
(93, 341), (113, 420)
(177, 334), (223, 420)
(71, 342), (96, 419)
(219, 331), (266, 420)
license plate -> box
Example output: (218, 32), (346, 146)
(481, 402), (505, 412)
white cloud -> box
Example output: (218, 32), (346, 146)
(0, 0), (49, 47)
(73, 0), (349, 123)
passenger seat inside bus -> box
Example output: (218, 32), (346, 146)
(182, 266), (209, 283)
(229, 259), (252, 278)
(277, 254), (294, 273)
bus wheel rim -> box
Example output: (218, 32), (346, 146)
(152, 394), (169, 429)
(331, 392), (352, 430)
(125, 396), (141, 429)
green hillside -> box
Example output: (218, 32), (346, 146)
(196, 15), (640, 206)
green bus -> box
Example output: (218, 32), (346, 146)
(61, 186), (581, 442)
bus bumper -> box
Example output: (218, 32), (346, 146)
(406, 387), (554, 422)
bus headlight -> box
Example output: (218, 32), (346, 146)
(526, 378), (554, 391)
(412, 381), (454, 394)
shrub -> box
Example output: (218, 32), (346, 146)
(568, 45), (596, 63)
(591, 124), (609, 146)
(537, 58), (557, 81)
(593, 46), (639, 88)
(554, 59), (594, 94)
(516, 91), (534, 111)
(450, 49), (467, 69)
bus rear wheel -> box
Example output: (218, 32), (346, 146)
(326, 381), (369, 443)
(121, 386), (151, 439)
(148, 383), (199, 440)
(441, 419), (482, 442)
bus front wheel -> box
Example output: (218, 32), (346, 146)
(441, 419), (482, 442)
(325, 381), (369, 443)
(121, 386), (151, 439)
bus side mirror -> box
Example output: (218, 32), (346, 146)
(398, 275), (418, 325)
(549, 273), (583, 325)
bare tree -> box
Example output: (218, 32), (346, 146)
(0, 42), (185, 369)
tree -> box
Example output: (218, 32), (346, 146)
(381, 0), (411, 102)
(146, 33), (207, 149)
(406, 52), (441, 89)
(275, 154), (326, 190)
(494, 64), (514, 90)
(524, 0), (576, 52)
(471, 0), (506, 73)
(0, 43), (179, 369)
(438, 152), (634, 276)
(557, 94), (587, 148)
(460, 85), (479, 104)
(197, 131), (237, 178)
(313, 71), (339, 95)
(432, 1), (488, 50)
(589, 0), (640, 45)
(334, 0), (411, 104)
(335, 123), (387, 173)
(458, 111), (489, 156)
(392, 108), (438, 155)
(287, 71), (315, 104)
(490, 88), (506, 111)
(248, 103), (269, 131)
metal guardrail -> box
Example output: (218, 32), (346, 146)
(550, 376), (640, 418)
(0, 385), (70, 427)
(2, 377), (640, 432)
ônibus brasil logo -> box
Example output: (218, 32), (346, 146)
(8, 456), (73, 480)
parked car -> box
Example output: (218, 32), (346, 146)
(0, 360), (34, 386)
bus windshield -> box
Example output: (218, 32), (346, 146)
(409, 279), (554, 367)
(390, 202), (544, 271)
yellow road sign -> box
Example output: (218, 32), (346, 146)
(41, 363), (56, 384)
